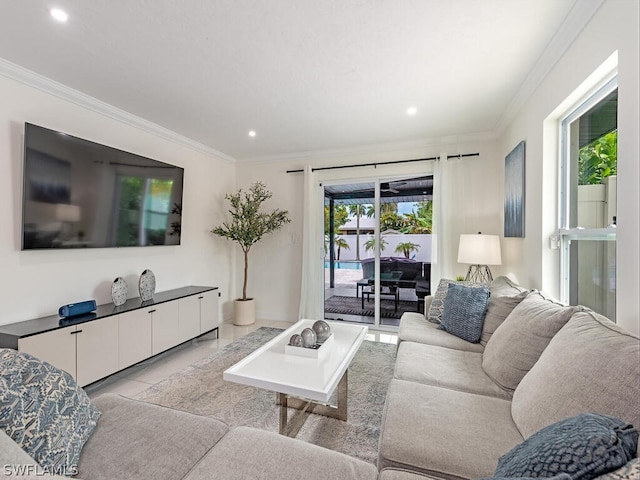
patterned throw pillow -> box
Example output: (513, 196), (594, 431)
(494, 413), (638, 480)
(426, 278), (486, 324)
(438, 283), (490, 343)
(0, 348), (101, 474)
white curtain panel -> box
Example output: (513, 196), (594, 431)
(430, 153), (448, 289)
(298, 165), (323, 319)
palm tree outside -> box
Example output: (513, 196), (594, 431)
(348, 204), (368, 260)
(364, 235), (388, 253)
(395, 241), (420, 258)
(334, 236), (349, 260)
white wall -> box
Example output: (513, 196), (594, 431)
(236, 137), (504, 322)
(498, 0), (639, 334)
(0, 74), (237, 326)
(4, 1), (636, 334)
(237, 0), (639, 331)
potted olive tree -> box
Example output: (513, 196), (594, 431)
(211, 182), (290, 325)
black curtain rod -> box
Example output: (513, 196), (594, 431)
(285, 152), (479, 173)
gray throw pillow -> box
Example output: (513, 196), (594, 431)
(0, 348), (100, 475)
(494, 413), (638, 480)
(482, 290), (581, 391)
(489, 276), (527, 297)
(427, 278), (486, 324)
(438, 283), (490, 343)
(511, 310), (640, 442)
(480, 291), (528, 346)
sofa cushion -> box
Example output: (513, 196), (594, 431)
(480, 291), (528, 346)
(79, 393), (229, 480)
(511, 310), (640, 454)
(0, 349), (100, 474)
(494, 413), (638, 480)
(438, 283), (490, 343)
(379, 468), (443, 480)
(489, 276), (527, 297)
(482, 291), (580, 391)
(427, 279), (487, 324)
(183, 426), (378, 480)
(397, 312), (484, 352)
(378, 379), (523, 479)
(395, 342), (511, 399)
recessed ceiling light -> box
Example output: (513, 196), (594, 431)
(50, 8), (68, 22)
(406, 107), (417, 115)
(248, 130), (256, 137)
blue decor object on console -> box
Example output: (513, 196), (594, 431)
(58, 300), (97, 319)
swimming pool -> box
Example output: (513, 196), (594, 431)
(324, 261), (362, 270)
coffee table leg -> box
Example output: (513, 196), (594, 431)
(277, 371), (348, 437)
(278, 393), (288, 434)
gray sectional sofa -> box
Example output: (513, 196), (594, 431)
(0, 373), (378, 480)
(2, 275), (639, 480)
(377, 276), (640, 479)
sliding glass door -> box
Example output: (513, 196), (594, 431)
(322, 176), (433, 329)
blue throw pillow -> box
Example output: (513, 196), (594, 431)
(438, 283), (490, 342)
(495, 413), (638, 480)
(0, 348), (101, 475)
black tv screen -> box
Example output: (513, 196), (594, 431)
(22, 123), (184, 250)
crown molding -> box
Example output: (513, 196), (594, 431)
(239, 130), (496, 165)
(494, 0), (605, 135)
(0, 58), (236, 163)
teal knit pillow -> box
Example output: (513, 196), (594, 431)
(495, 413), (638, 480)
(438, 283), (490, 343)
(427, 278), (486, 324)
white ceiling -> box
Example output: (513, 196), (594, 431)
(0, 0), (588, 161)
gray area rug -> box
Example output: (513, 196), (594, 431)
(325, 295), (418, 318)
(136, 327), (396, 465)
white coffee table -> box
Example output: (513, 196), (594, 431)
(223, 319), (368, 436)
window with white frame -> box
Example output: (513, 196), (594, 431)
(559, 76), (617, 320)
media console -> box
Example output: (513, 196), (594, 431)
(0, 286), (219, 387)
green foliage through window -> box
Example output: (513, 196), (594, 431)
(324, 205), (349, 236)
(578, 131), (617, 185)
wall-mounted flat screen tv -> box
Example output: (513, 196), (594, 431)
(22, 123), (184, 250)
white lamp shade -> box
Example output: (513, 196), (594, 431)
(55, 204), (81, 222)
(457, 234), (502, 266)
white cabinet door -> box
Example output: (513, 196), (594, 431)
(76, 316), (119, 387)
(199, 290), (219, 333)
(152, 301), (180, 355)
(118, 309), (152, 370)
(179, 296), (201, 343)
(18, 325), (77, 380)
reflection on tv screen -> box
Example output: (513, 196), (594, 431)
(22, 123), (184, 250)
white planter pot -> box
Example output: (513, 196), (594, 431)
(234, 298), (256, 326)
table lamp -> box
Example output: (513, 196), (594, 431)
(457, 233), (501, 284)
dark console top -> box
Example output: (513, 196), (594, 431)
(0, 286), (218, 346)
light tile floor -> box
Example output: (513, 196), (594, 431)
(84, 320), (397, 399)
